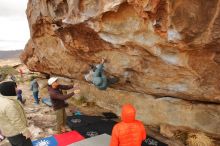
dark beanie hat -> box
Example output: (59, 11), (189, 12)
(17, 89), (22, 95)
(0, 81), (17, 96)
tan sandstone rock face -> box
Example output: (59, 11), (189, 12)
(77, 80), (220, 137)
(21, 0), (220, 136)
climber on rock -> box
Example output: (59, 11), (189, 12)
(84, 58), (119, 90)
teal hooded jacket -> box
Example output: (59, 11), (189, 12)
(92, 64), (108, 90)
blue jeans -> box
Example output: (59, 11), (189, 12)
(33, 91), (39, 104)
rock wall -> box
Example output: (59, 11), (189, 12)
(21, 0), (220, 137)
(77, 80), (220, 137)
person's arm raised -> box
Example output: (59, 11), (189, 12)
(50, 91), (74, 100)
(58, 85), (73, 90)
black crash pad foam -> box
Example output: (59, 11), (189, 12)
(67, 115), (104, 130)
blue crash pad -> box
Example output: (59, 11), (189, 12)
(32, 136), (58, 146)
(42, 97), (53, 107)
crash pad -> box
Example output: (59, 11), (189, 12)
(74, 120), (117, 137)
(32, 136), (58, 146)
(42, 97), (52, 107)
(54, 131), (85, 146)
(68, 134), (111, 146)
(67, 115), (104, 130)
(91, 120), (117, 135)
(73, 125), (100, 138)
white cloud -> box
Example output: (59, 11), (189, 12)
(0, 0), (28, 17)
(0, 17), (29, 41)
(0, 0), (29, 50)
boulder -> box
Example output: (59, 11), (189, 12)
(21, 0), (220, 137)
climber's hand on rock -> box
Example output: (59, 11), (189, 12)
(73, 83), (80, 94)
(74, 88), (80, 94)
(101, 58), (106, 64)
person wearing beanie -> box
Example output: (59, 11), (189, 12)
(17, 89), (24, 104)
(0, 81), (32, 146)
(48, 77), (76, 134)
(110, 104), (146, 146)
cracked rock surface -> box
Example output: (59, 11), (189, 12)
(21, 0), (220, 137)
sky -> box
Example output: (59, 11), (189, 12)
(0, 0), (29, 51)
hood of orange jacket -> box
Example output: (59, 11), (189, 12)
(121, 104), (136, 123)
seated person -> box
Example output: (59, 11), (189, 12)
(85, 58), (118, 90)
(17, 89), (26, 104)
(110, 104), (146, 146)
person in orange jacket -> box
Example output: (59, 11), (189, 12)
(110, 104), (146, 146)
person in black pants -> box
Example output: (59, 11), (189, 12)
(8, 134), (32, 146)
(0, 81), (32, 146)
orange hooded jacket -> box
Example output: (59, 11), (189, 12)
(110, 104), (146, 146)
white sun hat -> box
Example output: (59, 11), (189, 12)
(48, 77), (58, 85)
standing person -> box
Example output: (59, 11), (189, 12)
(0, 81), (32, 146)
(110, 104), (146, 146)
(30, 77), (39, 105)
(48, 77), (75, 134)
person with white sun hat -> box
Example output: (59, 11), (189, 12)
(48, 77), (79, 134)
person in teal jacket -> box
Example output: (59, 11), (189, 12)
(85, 58), (118, 90)
(30, 77), (39, 104)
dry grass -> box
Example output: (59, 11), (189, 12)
(187, 132), (215, 146)
(0, 66), (18, 81)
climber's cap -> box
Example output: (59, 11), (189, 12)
(48, 77), (58, 85)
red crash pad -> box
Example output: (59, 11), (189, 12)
(54, 131), (85, 146)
